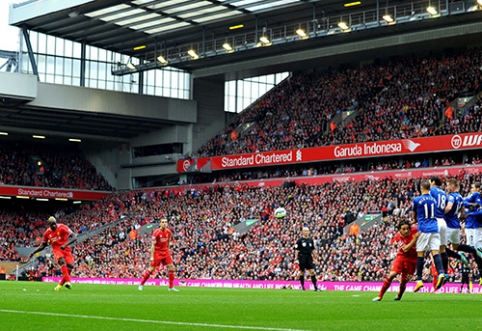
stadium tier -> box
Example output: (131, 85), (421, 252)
(194, 49), (482, 158)
(4, 170), (481, 284)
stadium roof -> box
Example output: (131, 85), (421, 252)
(10, 0), (357, 63)
(0, 100), (170, 141)
(10, 0), (482, 77)
(5, 0), (482, 140)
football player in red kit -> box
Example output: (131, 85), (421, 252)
(28, 216), (77, 291)
(373, 220), (420, 301)
(138, 218), (178, 291)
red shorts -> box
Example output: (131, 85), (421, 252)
(52, 247), (74, 265)
(391, 256), (416, 277)
(151, 253), (173, 268)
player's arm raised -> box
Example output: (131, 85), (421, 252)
(27, 242), (48, 261)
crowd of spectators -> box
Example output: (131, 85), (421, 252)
(0, 141), (111, 190)
(0, 208), (47, 261)
(8, 171), (481, 284)
(193, 48), (482, 158)
(438, 96), (482, 136)
(210, 155), (466, 184)
(4, 48), (482, 283)
(2, 50), (481, 193)
(0, 190), (154, 261)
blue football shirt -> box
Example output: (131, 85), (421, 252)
(412, 194), (438, 233)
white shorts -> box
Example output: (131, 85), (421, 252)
(417, 232), (441, 252)
(465, 228), (476, 247)
(446, 227), (461, 246)
(437, 218), (447, 247)
(474, 228), (482, 249)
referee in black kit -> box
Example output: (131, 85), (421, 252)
(294, 227), (319, 291)
(460, 261), (472, 293)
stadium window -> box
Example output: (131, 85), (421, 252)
(45, 74), (54, 84)
(64, 39), (73, 58)
(225, 72), (289, 113)
(98, 62), (107, 81)
(38, 33), (47, 54)
(54, 74), (62, 85)
(64, 59), (72, 79)
(55, 57), (63, 83)
(72, 60), (81, 79)
(46, 56), (55, 75)
(72, 42), (82, 59)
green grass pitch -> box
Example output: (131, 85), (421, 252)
(1, 281), (482, 331)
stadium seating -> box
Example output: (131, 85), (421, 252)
(194, 49), (481, 158)
(4, 48), (482, 282)
(0, 142), (111, 190)
(6, 172), (480, 282)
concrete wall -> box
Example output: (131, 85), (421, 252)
(81, 126), (190, 190)
(0, 72), (37, 100)
(131, 126), (189, 148)
(31, 83), (197, 123)
(190, 77), (225, 153)
(0, 261), (18, 274)
(80, 140), (125, 189)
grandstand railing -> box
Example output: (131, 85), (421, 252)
(134, 0), (455, 68)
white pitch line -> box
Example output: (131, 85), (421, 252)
(0, 309), (315, 331)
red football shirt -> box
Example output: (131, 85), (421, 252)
(152, 228), (172, 253)
(392, 227), (418, 259)
(42, 224), (73, 250)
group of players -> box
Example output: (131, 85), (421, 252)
(372, 177), (482, 301)
(25, 176), (482, 297)
(27, 216), (179, 292)
(292, 177), (482, 296)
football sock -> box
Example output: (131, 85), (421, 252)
(310, 275), (317, 290)
(432, 268), (438, 289)
(441, 252), (449, 273)
(433, 254), (444, 274)
(457, 244), (476, 255)
(416, 257), (424, 280)
(474, 255), (482, 276)
(60, 265), (71, 284)
(398, 277), (407, 298)
(168, 270), (175, 288)
(140, 270), (152, 286)
(430, 259), (440, 289)
(299, 275), (305, 289)
(379, 277), (391, 298)
(445, 248), (460, 259)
